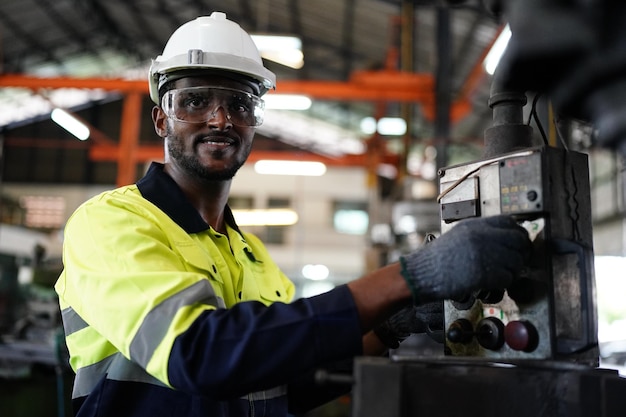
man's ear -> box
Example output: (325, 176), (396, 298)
(152, 106), (168, 138)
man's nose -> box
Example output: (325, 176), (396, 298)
(207, 106), (232, 129)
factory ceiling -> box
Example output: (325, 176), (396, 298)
(0, 0), (505, 186)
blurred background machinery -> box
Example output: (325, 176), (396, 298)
(0, 224), (70, 417)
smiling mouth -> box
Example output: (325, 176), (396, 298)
(197, 136), (236, 147)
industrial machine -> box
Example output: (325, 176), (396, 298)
(351, 132), (626, 416)
(351, 125), (626, 417)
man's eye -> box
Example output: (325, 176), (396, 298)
(230, 97), (252, 113)
(184, 96), (208, 108)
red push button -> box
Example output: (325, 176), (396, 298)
(505, 320), (539, 352)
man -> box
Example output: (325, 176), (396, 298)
(55, 12), (532, 417)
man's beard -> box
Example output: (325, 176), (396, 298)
(166, 128), (246, 181)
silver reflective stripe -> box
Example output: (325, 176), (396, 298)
(242, 385), (288, 401)
(73, 352), (166, 398)
(60, 306), (88, 336)
(129, 280), (224, 367)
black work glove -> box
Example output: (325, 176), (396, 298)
(399, 215), (532, 304)
(374, 301), (444, 349)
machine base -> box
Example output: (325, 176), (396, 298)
(352, 356), (626, 417)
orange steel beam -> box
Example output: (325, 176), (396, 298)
(89, 144), (163, 162)
(0, 71), (433, 100)
(0, 71), (479, 122)
(0, 75), (148, 93)
(0, 69), (478, 182)
(88, 145), (398, 168)
(117, 91), (142, 186)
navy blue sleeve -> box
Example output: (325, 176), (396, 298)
(167, 284), (363, 400)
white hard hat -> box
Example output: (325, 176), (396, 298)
(149, 12), (276, 104)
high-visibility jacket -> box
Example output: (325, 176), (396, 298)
(55, 162), (362, 417)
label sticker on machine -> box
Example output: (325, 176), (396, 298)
(499, 153), (543, 215)
(439, 176), (480, 222)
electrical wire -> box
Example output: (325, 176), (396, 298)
(554, 115), (571, 151)
(527, 93), (549, 146)
(436, 160), (498, 203)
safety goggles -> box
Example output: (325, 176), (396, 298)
(161, 86), (265, 127)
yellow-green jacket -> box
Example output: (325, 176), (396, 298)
(55, 162), (362, 417)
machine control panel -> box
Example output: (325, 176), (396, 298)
(437, 146), (598, 365)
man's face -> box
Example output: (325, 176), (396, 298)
(153, 75), (258, 181)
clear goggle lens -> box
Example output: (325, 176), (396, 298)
(161, 86), (265, 127)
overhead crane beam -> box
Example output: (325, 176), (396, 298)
(0, 68), (474, 185)
(0, 70), (472, 121)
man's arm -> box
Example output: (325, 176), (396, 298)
(347, 263), (411, 333)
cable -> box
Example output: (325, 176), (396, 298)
(527, 93), (549, 146)
(437, 160), (498, 203)
(553, 116), (570, 152)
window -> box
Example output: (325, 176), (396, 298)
(228, 195), (292, 245)
(264, 197), (291, 244)
(19, 195), (66, 229)
(332, 201), (368, 235)
(228, 195), (254, 210)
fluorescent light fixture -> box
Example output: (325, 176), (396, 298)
(254, 160), (327, 176)
(251, 34), (304, 69)
(484, 24), (512, 75)
(51, 108), (90, 140)
(302, 264), (330, 281)
(378, 117), (407, 135)
(264, 94), (312, 110)
(360, 117), (407, 136)
(360, 117), (377, 135)
(232, 208), (298, 226)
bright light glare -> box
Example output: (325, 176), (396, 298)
(264, 94), (312, 110)
(254, 160), (327, 176)
(51, 108), (90, 140)
(595, 256), (626, 342)
(360, 117), (407, 136)
(261, 50), (304, 69)
(302, 264), (330, 281)
(378, 118), (407, 135)
(252, 35), (302, 51)
(360, 117), (377, 135)
(484, 24), (512, 75)
(252, 35), (304, 69)
(232, 209), (298, 226)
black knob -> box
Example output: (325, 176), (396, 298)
(476, 317), (505, 350)
(446, 319), (474, 344)
(526, 190), (538, 201)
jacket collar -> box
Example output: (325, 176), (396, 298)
(136, 162), (242, 235)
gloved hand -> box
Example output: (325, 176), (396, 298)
(374, 301), (443, 349)
(400, 215), (532, 304)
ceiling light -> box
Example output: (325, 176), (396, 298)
(484, 24), (512, 75)
(264, 94), (312, 110)
(254, 160), (327, 176)
(302, 264), (330, 281)
(251, 35), (304, 69)
(51, 108), (90, 140)
(360, 117), (407, 136)
(232, 208), (298, 226)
